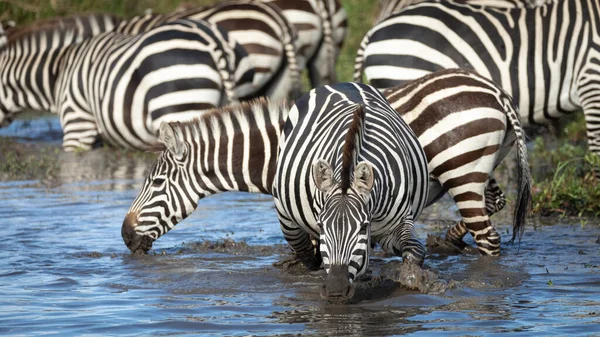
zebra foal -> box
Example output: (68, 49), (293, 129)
(354, 0), (600, 163)
(274, 83), (430, 301)
(0, 16), (251, 150)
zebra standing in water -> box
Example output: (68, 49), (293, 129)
(121, 69), (530, 260)
(354, 0), (600, 161)
(117, 0), (302, 101)
(0, 16), (252, 150)
(383, 69), (531, 255)
(274, 83), (429, 301)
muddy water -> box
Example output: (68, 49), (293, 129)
(1, 117), (599, 336)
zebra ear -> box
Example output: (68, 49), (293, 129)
(353, 161), (374, 195)
(312, 159), (335, 193)
(158, 122), (184, 157)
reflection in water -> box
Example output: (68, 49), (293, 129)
(1, 116), (600, 335)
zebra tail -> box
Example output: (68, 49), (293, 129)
(278, 9), (302, 100)
(317, 0), (337, 84)
(503, 96), (532, 243)
(353, 31), (371, 83)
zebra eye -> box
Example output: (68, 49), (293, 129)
(152, 177), (166, 187)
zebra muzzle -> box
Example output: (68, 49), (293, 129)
(122, 213), (153, 254)
(320, 264), (356, 302)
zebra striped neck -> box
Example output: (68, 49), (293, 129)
(0, 14), (119, 117)
(168, 98), (292, 195)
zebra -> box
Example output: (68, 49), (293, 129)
(122, 98), (292, 254)
(273, 82), (429, 301)
(383, 68), (531, 255)
(0, 16), (252, 150)
(116, 0), (302, 101)
(353, 0), (600, 163)
(121, 69), (531, 260)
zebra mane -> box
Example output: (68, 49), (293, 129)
(150, 97), (292, 153)
(340, 103), (366, 194)
(3, 13), (119, 45)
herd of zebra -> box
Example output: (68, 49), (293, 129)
(1, 0), (597, 302)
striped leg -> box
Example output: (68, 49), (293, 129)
(60, 106), (101, 151)
(446, 180), (501, 256)
(275, 213), (321, 270)
(378, 215), (426, 266)
(485, 178), (506, 216)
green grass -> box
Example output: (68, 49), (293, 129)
(529, 116), (600, 217)
(0, 137), (60, 181)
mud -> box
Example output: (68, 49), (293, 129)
(1, 117), (600, 335)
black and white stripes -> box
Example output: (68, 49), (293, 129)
(354, 0), (600, 158)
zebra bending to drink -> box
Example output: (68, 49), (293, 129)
(273, 83), (430, 301)
(122, 98), (291, 254)
(121, 70), (530, 260)
(0, 16), (253, 150)
(116, 0), (301, 101)
(353, 0), (600, 162)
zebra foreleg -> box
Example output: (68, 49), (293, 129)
(378, 216), (426, 289)
(275, 220), (322, 271)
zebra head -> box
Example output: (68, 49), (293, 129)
(122, 122), (202, 254)
(312, 159), (375, 302)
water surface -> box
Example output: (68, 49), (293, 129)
(1, 117), (599, 336)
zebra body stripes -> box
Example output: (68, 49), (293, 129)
(0, 16), (251, 150)
(354, 0), (600, 159)
(0, 14), (120, 127)
(383, 68), (532, 255)
(273, 82), (429, 300)
(122, 69), (531, 259)
(118, 0), (301, 101)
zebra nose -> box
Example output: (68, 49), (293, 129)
(320, 265), (356, 302)
(122, 213), (153, 254)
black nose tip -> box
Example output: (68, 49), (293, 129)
(122, 213), (152, 254)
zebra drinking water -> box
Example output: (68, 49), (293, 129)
(0, 16), (253, 150)
(122, 98), (291, 253)
(353, 0), (600, 161)
(121, 69), (531, 260)
(273, 83), (430, 301)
